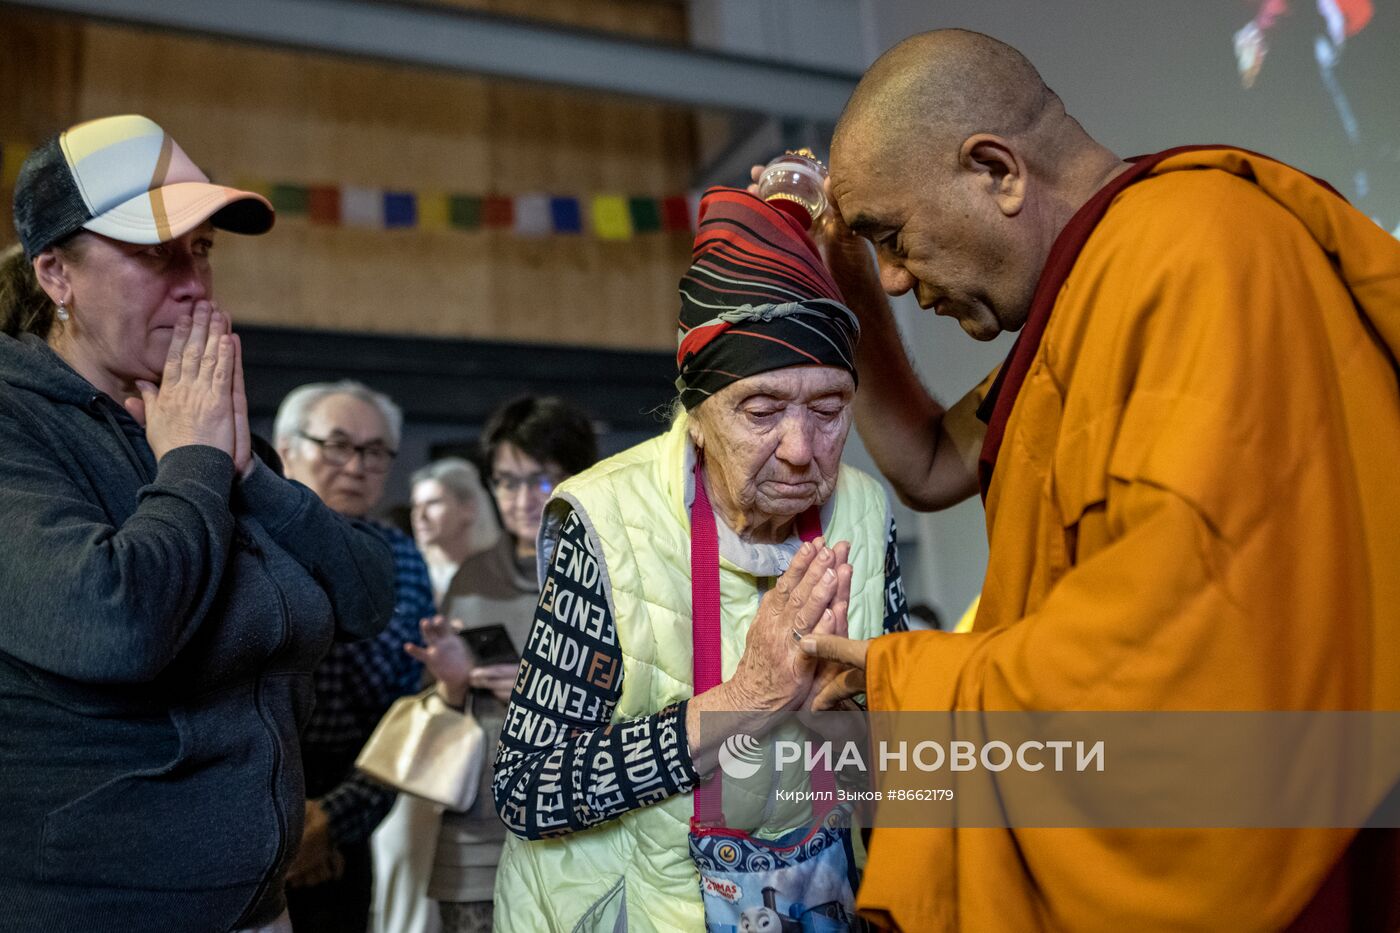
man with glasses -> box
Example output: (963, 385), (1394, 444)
(272, 380), (435, 933)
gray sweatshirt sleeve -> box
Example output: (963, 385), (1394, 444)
(0, 423), (236, 684)
(235, 457), (396, 641)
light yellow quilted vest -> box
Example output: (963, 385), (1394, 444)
(494, 414), (889, 933)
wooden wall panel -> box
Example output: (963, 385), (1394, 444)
(0, 10), (82, 240)
(0, 2), (694, 351)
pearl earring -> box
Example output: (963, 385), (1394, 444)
(56, 301), (70, 323)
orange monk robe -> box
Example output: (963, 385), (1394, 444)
(859, 150), (1400, 931)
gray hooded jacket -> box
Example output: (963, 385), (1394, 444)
(0, 333), (395, 932)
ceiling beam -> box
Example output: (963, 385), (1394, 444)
(4, 0), (859, 122)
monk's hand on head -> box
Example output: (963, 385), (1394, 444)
(747, 163), (765, 197)
(134, 300), (237, 465)
(747, 165), (846, 237)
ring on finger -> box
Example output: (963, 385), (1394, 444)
(791, 627), (805, 643)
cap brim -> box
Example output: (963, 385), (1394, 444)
(81, 180), (275, 245)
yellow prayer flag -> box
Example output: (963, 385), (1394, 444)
(234, 177), (274, 201)
(591, 195), (633, 240)
(417, 192), (450, 231)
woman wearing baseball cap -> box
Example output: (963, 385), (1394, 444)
(0, 115), (396, 933)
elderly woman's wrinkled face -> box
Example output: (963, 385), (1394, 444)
(691, 365), (855, 531)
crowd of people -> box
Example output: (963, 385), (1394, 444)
(1, 26), (1398, 933)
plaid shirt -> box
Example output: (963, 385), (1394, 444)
(305, 522), (433, 847)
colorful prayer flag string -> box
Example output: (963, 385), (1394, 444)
(0, 138), (692, 240)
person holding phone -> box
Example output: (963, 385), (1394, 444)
(403, 395), (598, 933)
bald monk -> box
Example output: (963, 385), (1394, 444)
(795, 29), (1400, 932)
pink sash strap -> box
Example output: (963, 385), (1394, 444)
(691, 458), (830, 826)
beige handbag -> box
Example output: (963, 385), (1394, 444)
(356, 687), (486, 811)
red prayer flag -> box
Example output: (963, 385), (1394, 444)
(483, 195), (514, 229)
(661, 195), (692, 232)
(308, 186), (341, 225)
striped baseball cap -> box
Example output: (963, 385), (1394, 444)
(12, 114), (274, 259)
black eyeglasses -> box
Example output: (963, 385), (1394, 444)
(490, 471), (560, 497)
(298, 432), (397, 473)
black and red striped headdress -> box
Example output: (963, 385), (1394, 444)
(675, 187), (860, 410)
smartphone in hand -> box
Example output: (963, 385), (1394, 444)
(458, 624), (519, 667)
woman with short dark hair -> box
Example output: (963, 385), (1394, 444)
(483, 395), (599, 481)
(402, 395), (599, 933)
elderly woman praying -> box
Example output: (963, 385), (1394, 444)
(486, 188), (908, 933)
